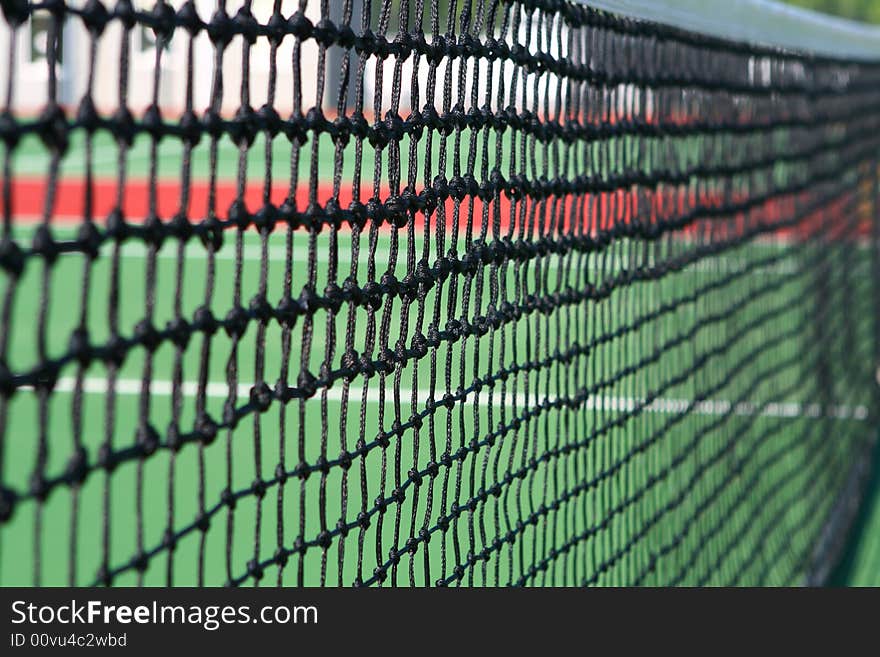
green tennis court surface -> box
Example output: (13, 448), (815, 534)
(0, 216), (875, 585)
(831, 438), (880, 586)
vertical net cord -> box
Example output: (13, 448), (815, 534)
(165, 20), (197, 587)
(198, 0), (226, 587)
(351, 0), (370, 588)
(330, 0), (354, 586)
(31, 6), (65, 587)
(67, 23), (100, 587)
(0, 15), (18, 579)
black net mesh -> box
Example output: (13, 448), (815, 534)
(0, 0), (878, 586)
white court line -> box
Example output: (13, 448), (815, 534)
(42, 376), (870, 421)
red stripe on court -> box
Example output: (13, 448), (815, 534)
(5, 176), (545, 235)
(5, 176), (871, 240)
(11, 178), (306, 222)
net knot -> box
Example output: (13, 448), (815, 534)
(323, 282), (343, 313)
(196, 414), (218, 445)
(195, 511), (211, 533)
(76, 96), (101, 135)
(149, 0), (176, 43)
(65, 447), (88, 485)
(165, 422), (182, 451)
(399, 272), (417, 300)
(263, 9), (286, 43)
(293, 462), (310, 481)
(168, 212), (192, 242)
(201, 109), (225, 139)
(273, 548), (289, 568)
(68, 328), (91, 365)
(444, 319), (461, 342)
(410, 332), (428, 358)
(273, 463), (287, 486)
(229, 104), (257, 147)
(137, 423), (160, 456)
(288, 11), (312, 40)
(255, 104), (281, 138)
(207, 8), (234, 47)
(130, 551), (149, 574)
(337, 23), (356, 49)
(162, 530), (177, 551)
(34, 362), (59, 392)
(275, 295), (299, 328)
(111, 100), (137, 143)
(379, 347), (396, 373)
(374, 495), (389, 515)
(142, 104), (164, 140)
(251, 478), (267, 499)
(76, 221), (102, 259)
(249, 381), (273, 411)
(313, 18), (337, 48)
(343, 200), (365, 231)
(192, 305), (218, 336)
(426, 35), (446, 65)
(104, 334), (128, 366)
(222, 401), (238, 429)
(28, 472), (48, 503)
(0, 110), (20, 149)
(233, 5), (258, 44)
(246, 559), (264, 581)
(0, 361), (13, 398)
(0, 239), (24, 277)
(357, 511), (370, 530)
(142, 213), (165, 248)
(223, 305), (249, 339)
(0, 0), (28, 26)
(368, 119), (391, 149)
(176, 0), (202, 35)
(177, 110), (201, 147)
(134, 320), (161, 352)
(97, 444), (118, 473)
(79, 0), (110, 37)
(296, 370), (318, 398)
(362, 281), (384, 311)
(32, 225), (58, 263)
(358, 354), (376, 379)
(248, 294), (272, 324)
(425, 460), (440, 478)
(341, 349), (359, 381)
(386, 549), (401, 568)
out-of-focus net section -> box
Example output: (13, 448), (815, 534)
(0, 0), (878, 586)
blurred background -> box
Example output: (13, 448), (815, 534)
(788, 0), (880, 22)
(2, 0), (879, 119)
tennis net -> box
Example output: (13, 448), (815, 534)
(0, 0), (878, 586)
